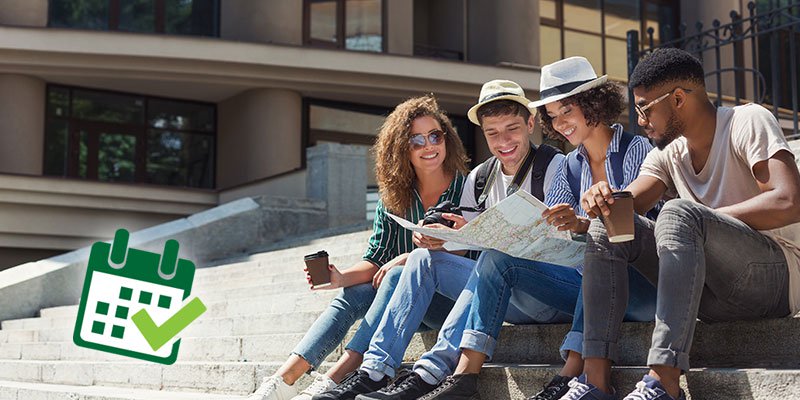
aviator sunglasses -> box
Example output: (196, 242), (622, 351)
(409, 130), (446, 150)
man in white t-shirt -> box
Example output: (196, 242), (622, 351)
(564, 48), (800, 400)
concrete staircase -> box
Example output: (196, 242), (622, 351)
(1, 228), (799, 399)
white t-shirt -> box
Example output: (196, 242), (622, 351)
(459, 146), (564, 222)
(640, 103), (800, 314)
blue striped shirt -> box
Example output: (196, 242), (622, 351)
(545, 123), (655, 217)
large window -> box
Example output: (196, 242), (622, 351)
(303, 0), (385, 52)
(48, 0), (220, 37)
(304, 99), (476, 188)
(540, 0), (679, 79)
(45, 86), (215, 189)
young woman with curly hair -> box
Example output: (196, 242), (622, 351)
(248, 95), (471, 400)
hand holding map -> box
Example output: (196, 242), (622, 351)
(390, 191), (585, 267)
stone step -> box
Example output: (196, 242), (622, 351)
(36, 290), (340, 322)
(3, 333), (346, 364)
(406, 317), (800, 369)
(0, 380), (246, 400)
(193, 252), (364, 285)
(0, 359), (796, 399)
(475, 364), (800, 400)
(0, 360), (323, 396)
(0, 311), (320, 342)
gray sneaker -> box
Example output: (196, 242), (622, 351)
(559, 375), (616, 400)
(621, 375), (686, 400)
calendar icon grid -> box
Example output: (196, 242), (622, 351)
(73, 229), (196, 365)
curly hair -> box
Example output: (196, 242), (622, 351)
(537, 81), (625, 141)
(373, 95), (470, 215)
(629, 47), (705, 90)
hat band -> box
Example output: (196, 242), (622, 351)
(540, 78), (596, 99)
(479, 91), (520, 103)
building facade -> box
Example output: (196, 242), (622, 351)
(0, 0), (785, 269)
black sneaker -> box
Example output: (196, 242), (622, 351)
(355, 370), (437, 400)
(312, 370), (390, 400)
(417, 374), (481, 400)
(527, 375), (572, 400)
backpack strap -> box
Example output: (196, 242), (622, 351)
(608, 130), (635, 188)
(473, 157), (498, 210)
(564, 151), (583, 204)
(529, 144), (563, 202)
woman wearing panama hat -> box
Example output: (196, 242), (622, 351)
(533, 56), (661, 399)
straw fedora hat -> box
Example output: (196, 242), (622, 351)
(528, 56), (607, 109)
(467, 79), (534, 126)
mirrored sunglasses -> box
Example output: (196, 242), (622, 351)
(409, 130), (446, 150)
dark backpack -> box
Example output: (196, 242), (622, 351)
(564, 131), (659, 220)
(473, 144), (562, 209)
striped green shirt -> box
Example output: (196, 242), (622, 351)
(363, 172), (470, 267)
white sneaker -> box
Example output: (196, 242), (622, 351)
(290, 372), (337, 400)
(248, 375), (298, 400)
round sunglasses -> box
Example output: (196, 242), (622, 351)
(408, 130), (446, 150)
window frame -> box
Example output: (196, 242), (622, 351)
(44, 84), (217, 189)
(302, 0), (388, 52)
(539, 0), (680, 76)
(47, 0), (221, 37)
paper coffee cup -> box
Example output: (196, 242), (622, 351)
(604, 191), (635, 243)
(304, 250), (331, 288)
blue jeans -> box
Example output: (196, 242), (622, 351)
(583, 199), (790, 372)
(413, 250), (656, 383)
(361, 249), (476, 378)
(413, 251), (572, 383)
(291, 264), (454, 369)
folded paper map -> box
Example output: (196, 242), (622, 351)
(389, 190), (585, 267)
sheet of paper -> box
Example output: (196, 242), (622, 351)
(390, 190), (585, 267)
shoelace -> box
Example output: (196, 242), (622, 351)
(253, 375), (282, 395)
(336, 371), (364, 391)
(383, 370), (415, 393)
(530, 380), (568, 400)
(418, 376), (455, 400)
(623, 381), (661, 400)
(301, 372), (333, 395)
(561, 378), (592, 400)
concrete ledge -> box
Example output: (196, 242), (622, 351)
(0, 195), (327, 322)
(408, 317), (800, 368)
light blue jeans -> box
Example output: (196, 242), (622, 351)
(361, 249), (476, 378)
(583, 199), (790, 372)
(291, 264), (455, 369)
(413, 251), (574, 383)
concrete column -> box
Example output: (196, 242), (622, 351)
(0, 0), (47, 27)
(217, 88), (303, 189)
(220, 0), (302, 45)
(306, 143), (367, 228)
(0, 75), (45, 175)
(387, 0), (413, 55)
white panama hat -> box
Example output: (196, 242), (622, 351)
(528, 56), (608, 109)
(467, 79), (535, 126)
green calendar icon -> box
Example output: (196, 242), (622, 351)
(73, 229), (206, 365)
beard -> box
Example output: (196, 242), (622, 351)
(653, 112), (685, 150)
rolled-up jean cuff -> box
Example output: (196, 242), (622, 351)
(460, 329), (497, 360)
(648, 347), (691, 373)
(290, 351), (321, 371)
(361, 360), (396, 379)
(559, 331), (583, 361)
(582, 340), (619, 363)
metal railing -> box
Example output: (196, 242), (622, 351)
(627, 1), (800, 140)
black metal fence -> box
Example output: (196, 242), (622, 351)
(626, 1), (800, 139)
